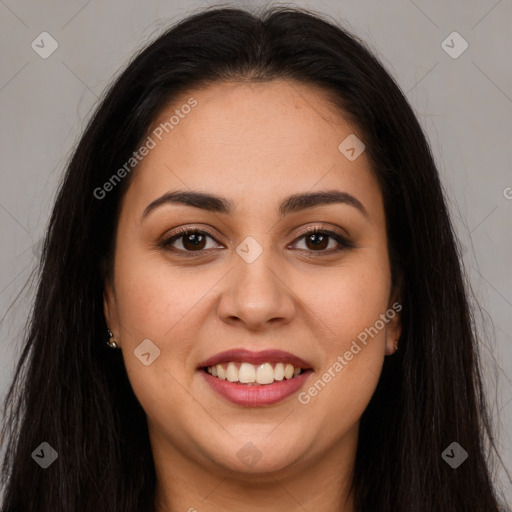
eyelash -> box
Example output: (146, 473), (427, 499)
(158, 226), (355, 257)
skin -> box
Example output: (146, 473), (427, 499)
(104, 79), (402, 512)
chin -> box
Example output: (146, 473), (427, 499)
(204, 431), (308, 476)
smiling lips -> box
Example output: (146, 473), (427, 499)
(198, 349), (313, 406)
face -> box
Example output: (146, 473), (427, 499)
(104, 79), (401, 481)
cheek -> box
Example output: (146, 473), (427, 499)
(111, 254), (202, 422)
(304, 257), (391, 343)
(298, 273), (389, 442)
(109, 249), (206, 411)
(303, 255), (391, 411)
(112, 248), (202, 341)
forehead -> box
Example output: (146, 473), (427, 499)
(124, 79), (382, 219)
(148, 79), (356, 171)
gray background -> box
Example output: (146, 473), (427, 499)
(0, 0), (511, 504)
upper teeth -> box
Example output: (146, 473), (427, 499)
(206, 362), (302, 385)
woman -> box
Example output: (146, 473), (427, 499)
(1, 5), (510, 511)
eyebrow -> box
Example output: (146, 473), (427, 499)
(142, 189), (369, 220)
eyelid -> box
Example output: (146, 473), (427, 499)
(293, 223), (344, 239)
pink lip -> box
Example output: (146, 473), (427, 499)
(197, 349), (312, 369)
(200, 369), (313, 407)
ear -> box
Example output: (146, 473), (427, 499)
(385, 280), (403, 356)
(103, 278), (120, 346)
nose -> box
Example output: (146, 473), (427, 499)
(216, 247), (296, 331)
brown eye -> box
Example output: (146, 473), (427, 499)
(291, 228), (354, 254)
(159, 229), (221, 254)
(159, 226), (354, 257)
(181, 232), (207, 251)
(304, 232), (329, 250)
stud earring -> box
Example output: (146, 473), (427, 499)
(106, 329), (118, 349)
(394, 338), (399, 352)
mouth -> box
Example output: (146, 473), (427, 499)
(197, 349), (313, 406)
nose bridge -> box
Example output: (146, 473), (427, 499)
(236, 242), (278, 301)
(217, 236), (295, 328)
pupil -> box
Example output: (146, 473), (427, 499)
(185, 233), (204, 249)
(308, 233), (328, 250)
